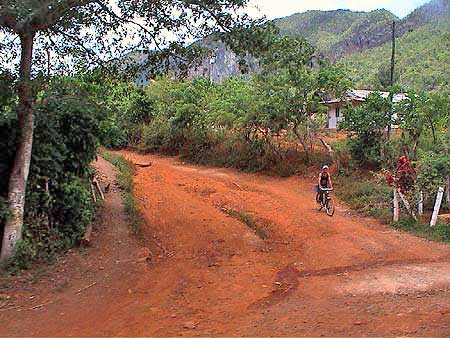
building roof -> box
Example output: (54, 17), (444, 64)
(324, 90), (408, 104)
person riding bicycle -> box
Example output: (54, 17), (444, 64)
(318, 165), (333, 204)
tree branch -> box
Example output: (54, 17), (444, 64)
(0, 14), (18, 31)
(52, 27), (106, 67)
(92, 0), (165, 52)
(187, 1), (234, 34)
(27, 0), (98, 32)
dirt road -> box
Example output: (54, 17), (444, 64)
(2, 151), (450, 336)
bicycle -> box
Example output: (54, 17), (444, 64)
(315, 186), (335, 217)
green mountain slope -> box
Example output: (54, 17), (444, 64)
(402, 0), (450, 29)
(275, 9), (398, 59)
(340, 21), (450, 91)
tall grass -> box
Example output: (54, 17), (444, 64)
(335, 174), (392, 222)
(101, 151), (143, 239)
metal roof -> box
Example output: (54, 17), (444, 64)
(324, 90), (408, 104)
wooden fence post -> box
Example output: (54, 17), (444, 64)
(393, 189), (399, 222)
(418, 191), (424, 218)
(398, 190), (417, 221)
(446, 177), (450, 207)
(430, 186), (445, 227)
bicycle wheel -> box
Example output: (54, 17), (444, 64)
(326, 197), (335, 216)
(316, 194), (323, 210)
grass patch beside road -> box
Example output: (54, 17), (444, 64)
(223, 209), (270, 240)
(335, 174), (392, 223)
(101, 151), (143, 239)
(392, 218), (450, 243)
(335, 173), (450, 243)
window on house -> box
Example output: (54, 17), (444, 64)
(336, 107), (340, 118)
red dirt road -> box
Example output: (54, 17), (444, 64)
(2, 151), (450, 336)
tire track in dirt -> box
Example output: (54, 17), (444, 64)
(251, 254), (450, 309)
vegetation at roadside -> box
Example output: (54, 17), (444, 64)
(97, 35), (348, 176)
(101, 151), (143, 239)
(335, 174), (392, 223)
(336, 173), (450, 243)
(392, 218), (450, 243)
(0, 78), (104, 273)
(333, 83), (450, 242)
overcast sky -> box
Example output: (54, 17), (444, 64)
(247, 0), (430, 19)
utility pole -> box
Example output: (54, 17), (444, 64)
(46, 48), (51, 77)
(387, 21), (396, 140)
(390, 21), (396, 87)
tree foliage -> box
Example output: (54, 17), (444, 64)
(340, 93), (393, 168)
(254, 35), (350, 161)
(0, 77), (104, 268)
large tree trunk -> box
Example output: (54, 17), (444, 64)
(319, 137), (334, 163)
(1, 34), (35, 261)
(293, 126), (311, 164)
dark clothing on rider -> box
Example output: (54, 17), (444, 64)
(319, 172), (331, 204)
(320, 172), (330, 188)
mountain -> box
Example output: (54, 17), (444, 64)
(274, 9), (398, 60)
(186, 9), (402, 81)
(340, 0), (450, 91)
(401, 0), (450, 29)
(197, 0), (449, 84)
(131, 0), (449, 89)
(274, 0), (450, 60)
(340, 20), (450, 91)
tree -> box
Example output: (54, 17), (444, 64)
(340, 92), (392, 168)
(398, 90), (449, 162)
(424, 91), (449, 145)
(0, 0), (258, 260)
(255, 35), (350, 162)
(397, 91), (427, 160)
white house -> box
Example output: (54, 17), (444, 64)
(325, 90), (408, 129)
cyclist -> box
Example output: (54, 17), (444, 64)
(318, 165), (333, 204)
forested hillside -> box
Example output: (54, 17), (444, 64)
(340, 21), (450, 91)
(186, 0), (449, 90)
(275, 9), (397, 60)
(274, 0), (449, 60)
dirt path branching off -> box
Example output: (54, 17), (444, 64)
(2, 151), (450, 336)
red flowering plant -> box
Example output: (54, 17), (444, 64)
(384, 156), (416, 193)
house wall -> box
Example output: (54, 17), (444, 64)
(328, 104), (337, 129)
(327, 101), (362, 129)
(327, 103), (345, 129)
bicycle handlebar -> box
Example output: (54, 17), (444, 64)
(320, 188), (334, 191)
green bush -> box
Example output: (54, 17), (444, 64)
(335, 173), (392, 222)
(417, 152), (450, 193)
(139, 117), (184, 154)
(1, 80), (101, 270)
(340, 92), (392, 169)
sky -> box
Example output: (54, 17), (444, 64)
(247, 0), (430, 19)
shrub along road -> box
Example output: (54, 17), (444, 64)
(2, 151), (450, 336)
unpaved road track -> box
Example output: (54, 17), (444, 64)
(2, 151), (450, 336)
